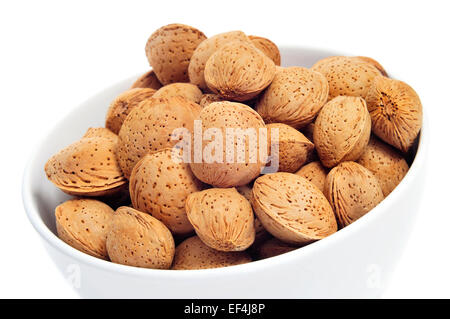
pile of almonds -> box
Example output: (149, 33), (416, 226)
(45, 23), (422, 270)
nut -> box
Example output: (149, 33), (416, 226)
(256, 67), (328, 128)
(55, 199), (114, 259)
(365, 76), (422, 152)
(254, 238), (297, 260)
(204, 41), (276, 101)
(129, 148), (203, 235)
(267, 123), (314, 173)
(188, 31), (249, 90)
(248, 35), (281, 66)
(199, 93), (226, 108)
(324, 161), (384, 227)
(105, 88), (156, 134)
(172, 236), (252, 270)
(45, 128), (127, 196)
(295, 161), (328, 193)
(189, 101), (267, 187)
(130, 70), (162, 90)
(313, 96), (371, 168)
(116, 96), (201, 178)
(353, 56), (388, 77)
(186, 188), (255, 251)
(145, 24), (207, 85)
(311, 56), (382, 100)
(251, 172), (337, 245)
(357, 137), (409, 196)
(153, 82), (202, 104)
(106, 206), (175, 269)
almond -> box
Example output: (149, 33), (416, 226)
(204, 41), (276, 101)
(267, 123), (314, 173)
(311, 56), (382, 100)
(353, 56), (388, 77)
(324, 161), (384, 227)
(116, 96), (201, 178)
(145, 24), (207, 85)
(256, 67), (328, 128)
(248, 35), (281, 66)
(188, 31), (249, 90)
(186, 188), (255, 252)
(55, 199), (114, 260)
(130, 70), (162, 90)
(45, 128), (127, 196)
(199, 93), (226, 108)
(295, 161), (328, 193)
(313, 96), (371, 168)
(153, 83), (202, 104)
(129, 148), (203, 235)
(365, 76), (422, 152)
(105, 88), (156, 134)
(357, 137), (409, 196)
(189, 101), (267, 187)
(171, 236), (251, 270)
(106, 206), (175, 269)
(254, 238), (297, 260)
(251, 173), (337, 245)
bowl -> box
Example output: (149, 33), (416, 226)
(22, 46), (428, 298)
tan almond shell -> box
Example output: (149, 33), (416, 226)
(311, 56), (382, 100)
(204, 41), (276, 101)
(199, 93), (226, 108)
(189, 101), (267, 187)
(105, 88), (156, 134)
(153, 82), (203, 104)
(130, 70), (162, 90)
(55, 199), (114, 260)
(129, 148), (203, 235)
(324, 161), (384, 227)
(365, 76), (422, 152)
(45, 131), (127, 196)
(251, 172), (337, 245)
(188, 31), (249, 90)
(185, 188), (255, 252)
(267, 123), (315, 173)
(357, 137), (409, 196)
(313, 96), (371, 168)
(172, 236), (251, 270)
(116, 96), (202, 178)
(295, 161), (328, 193)
(145, 24), (207, 85)
(82, 127), (118, 140)
(106, 206), (175, 269)
(256, 67), (329, 128)
(248, 35), (281, 66)
(254, 238), (298, 260)
(353, 56), (388, 77)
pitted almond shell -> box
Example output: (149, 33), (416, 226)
(145, 24), (207, 85)
(251, 172), (337, 245)
(256, 67), (329, 128)
(172, 236), (252, 270)
(254, 238), (297, 260)
(153, 82), (202, 104)
(105, 88), (156, 134)
(130, 70), (162, 90)
(267, 123), (314, 173)
(106, 206), (175, 269)
(189, 101), (267, 187)
(83, 127), (118, 140)
(116, 96), (202, 178)
(311, 56), (382, 100)
(353, 56), (388, 77)
(199, 93), (226, 108)
(357, 137), (409, 196)
(129, 148), (203, 235)
(185, 188), (255, 252)
(55, 199), (114, 259)
(365, 76), (422, 152)
(313, 96), (371, 168)
(324, 161), (384, 227)
(248, 35), (281, 66)
(295, 161), (328, 193)
(204, 41), (276, 101)
(188, 31), (250, 90)
(45, 129), (127, 196)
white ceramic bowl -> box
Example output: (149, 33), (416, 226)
(22, 47), (428, 298)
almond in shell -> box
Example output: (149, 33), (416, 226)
(295, 161), (328, 193)
(199, 93), (226, 108)
(254, 238), (297, 260)
(153, 82), (202, 104)
(353, 56), (388, 77)
(130, 70), (162, 90)
(248, 35), (281, 66)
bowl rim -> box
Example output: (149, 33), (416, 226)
(22, 46), (429, 279)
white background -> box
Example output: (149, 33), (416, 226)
(1, 0), (449, 298)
